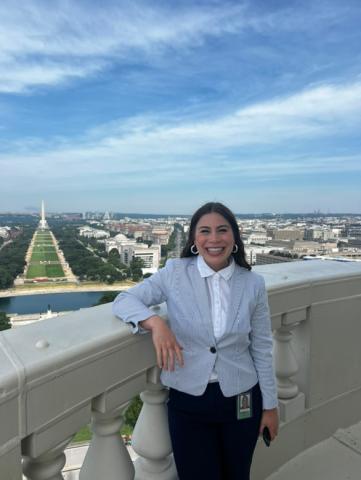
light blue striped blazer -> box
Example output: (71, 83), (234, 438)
(112, 257), (278, 409)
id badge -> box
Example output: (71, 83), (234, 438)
(236, 390), (252, 420)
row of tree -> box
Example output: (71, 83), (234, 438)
(0, 226), (35, 289)
(53, 225), (145, 283)
(0, 312), (11, 331)
(54, 226), (124, 283)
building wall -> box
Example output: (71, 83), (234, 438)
(256, 253), (295, 265)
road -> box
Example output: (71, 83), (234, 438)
(0, 239), (12, 252)
(167, 227), (184, 258)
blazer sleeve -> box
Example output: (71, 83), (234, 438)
(249, 276), (278, 410)
(112, 259), (173, 332)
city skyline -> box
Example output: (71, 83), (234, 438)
(1, 1), (361, 214)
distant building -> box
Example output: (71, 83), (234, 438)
(304, 227), (333, 241)
(345, 238), (361, 248)
(342, 225), (361, 238)
(256, 253), (297, 265)
(244, 232), (268, 245)
(245, 246), (277, 265)
(142, 227), (173, 245)
(292, 240), (336, 254)
(105, 234), (137, 254)
(123, 244), (161, 273)
(79, 227), (110, 239)
(0, 227), (10, 239)
(267, 228), (304, 241)
(105, 235), (160, 271)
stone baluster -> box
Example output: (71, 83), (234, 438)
(132, 367), (177, 480)
(22, 436), (72, 480)
(274, 324), (299, 399)
(79, 404), (134, 480)
(273, 309), (306, 422)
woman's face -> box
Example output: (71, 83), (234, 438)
(194, 212), (235, 271)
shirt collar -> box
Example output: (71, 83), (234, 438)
(197, 254), (235, 280)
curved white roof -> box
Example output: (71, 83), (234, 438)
(114, 233), (127, 241)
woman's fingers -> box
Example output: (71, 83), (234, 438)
(161, 344), (169, 370)
(150, 320), (184, 370)
(175, 344), (184, 367)
(156, 344), (163, 369)
(155, 340), (183, 370)
(167, 347), (175, 371)
(259, 408), (279, 441)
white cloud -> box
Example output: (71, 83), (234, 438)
(1, 80), (361, 190)
(0, 1), (249, 93)
(81, 80), (361, 157)
(2, 0), (352, 94)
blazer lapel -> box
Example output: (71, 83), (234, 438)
(187, 258), (214, 342)
(225, 266), (245, 334)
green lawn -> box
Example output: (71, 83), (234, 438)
(30, 242), (60, 262)
(35, 235), (52, 242)
(71, 426), (92, 443)
(27, 264), (47, 278)
(46, 264), (64, 277)
(70, 424), (133, 444)
(26, 229), (65, 278)
(26, 263), (65, 278)
(31, 251), (59, 261)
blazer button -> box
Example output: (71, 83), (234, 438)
(210, 346), (217, 354)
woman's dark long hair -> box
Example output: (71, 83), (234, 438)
(181, 202), (251, 270)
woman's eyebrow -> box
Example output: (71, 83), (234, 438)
(197, 224), (229, 229)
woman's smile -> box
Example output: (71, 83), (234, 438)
(194, 212), (235, 271)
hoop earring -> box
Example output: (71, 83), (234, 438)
(190, 244), (199, 255)
(232, 244), (238, 254)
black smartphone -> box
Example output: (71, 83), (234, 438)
(262, 426), (271, 447)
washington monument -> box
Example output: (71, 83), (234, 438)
(39, 200), (48, 229)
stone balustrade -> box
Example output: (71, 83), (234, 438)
(1, 260), (361, 480)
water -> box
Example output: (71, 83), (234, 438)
(0, 291), (110, 314)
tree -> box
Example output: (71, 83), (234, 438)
(129, 257), (145, 281)
(94, 291), (119, 305)
(0, 312), (11, 331)
(124, 395), (143, 428)
(0, 268), (13, 289)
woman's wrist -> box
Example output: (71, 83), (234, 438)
(139, 315), (165, 331)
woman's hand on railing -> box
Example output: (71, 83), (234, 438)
(139, 315), (184, 371)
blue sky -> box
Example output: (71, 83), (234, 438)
(1, 0), (361, 214)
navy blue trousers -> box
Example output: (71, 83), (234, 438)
(167, 382), (262, 480)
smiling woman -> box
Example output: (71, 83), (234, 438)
(113, 202), (278, 480)
(182, 202), (251, 271)
(193, 213), (235, 271)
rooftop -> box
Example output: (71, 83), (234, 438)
(1, 259), (361, 479)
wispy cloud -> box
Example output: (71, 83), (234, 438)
(0, 0), (249, 93)
(1, 1), (360, 212)
(1, 1), (358, 94)
(1, 80), (361, 188)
